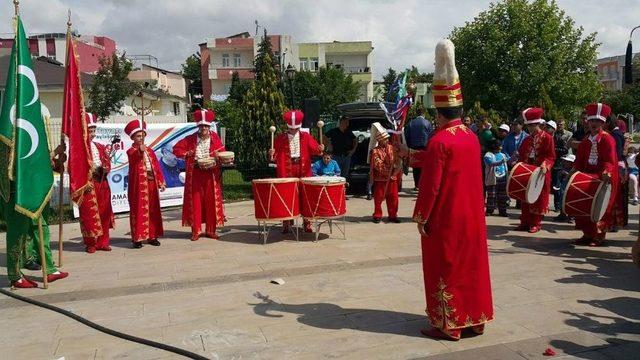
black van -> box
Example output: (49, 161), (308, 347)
(336, 102), (394, 192)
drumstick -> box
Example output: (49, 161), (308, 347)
(269, 126), (276, 150)
(317, 120), (325, 148)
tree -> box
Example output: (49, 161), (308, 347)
(286, 67), (360, 116)
(182, 53), (202, 102)
(87, 53), (138, 120)
(450, 0), (602, 119)
(235, 31), (286, 179)
(382, 68), (398, 102)
(406, 66), (433, 84)
(228, 71), (251, 104)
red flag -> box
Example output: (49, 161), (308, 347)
(62, 31), (92, 204)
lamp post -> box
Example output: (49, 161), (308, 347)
(285, 64), (296, 108)
(625, 26), (640, 85)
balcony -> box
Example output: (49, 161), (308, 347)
(213, 68), (254, 80)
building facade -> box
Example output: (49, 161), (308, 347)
(200, 32), (297, 100)
(126, 64), (190, 120)
(199, 33), (373, 102)
(0, 32), (116, 74)
(298, 41), (373, 102)
(596, 53), (640, 91)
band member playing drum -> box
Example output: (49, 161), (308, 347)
(125, 119), (166, 248)
(269, 110), (324, 233)
(173, 109), (227, 241)
(515, 107), (555, 233)
(573, 103), (618, 246)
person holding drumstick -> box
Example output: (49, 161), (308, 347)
(173, 109), (227, 241)
(269, 109), (324, 233)
(515, 107), (556, 234)
(572, 103), (618, 247)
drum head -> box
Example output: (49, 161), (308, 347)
(591, 181), (612, 222)
(252, 177), (299, 184)
(526, 167), (545, 204)
(301, 176), (346, 184)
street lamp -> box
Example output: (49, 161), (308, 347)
(625, 25), (640, 85)
(285, 64), (296, 108)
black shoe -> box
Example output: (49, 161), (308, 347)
(366, 194), (372, 201)
(554, 214), (568, 222)
(389, 217), (401, 223)
(132, 242), (143, 249)
(373, 218), (381, 223)
(498, 211), (508, 217)
(23, 260), (41, 271)
(148, 239), (161, 246)
(485, 211), (493, 216)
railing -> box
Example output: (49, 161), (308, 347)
(334, 66), (370, 74)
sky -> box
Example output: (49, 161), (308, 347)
(1, 0), (639, 79)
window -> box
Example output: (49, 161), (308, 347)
(172, 102), (181, 115)
(310, 58), (319, 71)
(300, 59), (308, 71)
(222, 54), (230, 67)
(233, 53), (241, 67)
(223, 84), (232, 94)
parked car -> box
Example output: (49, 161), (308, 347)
(336, 102), (394, 193)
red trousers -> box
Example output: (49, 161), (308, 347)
(82, 179), (113, 249)
(281, 161), (311, 229)
(520, 203), (543, 228)
(575, 218), (606, 240)
(190, 167), (219, 236)
(373, 180), (398, 219)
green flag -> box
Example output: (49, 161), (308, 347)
(0, 16), (53, 218)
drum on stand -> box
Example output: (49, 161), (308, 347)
(507, 162), (545, 204)
(252, 177), (300, 244)
(562, 171), (612, 222)
(300, 176), (347, 241)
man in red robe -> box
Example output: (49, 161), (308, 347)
(125, 119), (166, 248)
(573, 103), (618, 246)
(269, 110), (324, 232)
(412, 39), (493, 341)
(516, 107), (555, 233)
(173, 109), (226, 241)
(80, 113), (115, 253)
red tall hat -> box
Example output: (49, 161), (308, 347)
(584, 103), (611, 122)
(193, 108), (215, 126)
(283, 110), (304, 129)
(124, 119), (147, 138)
(522, 107), (545, 125)
(85, 112), (98, 128)
(432, 39), (463, 108)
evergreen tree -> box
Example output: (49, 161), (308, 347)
(228, 71), (251, 103)
(382, 68), (398, 102)
(236, 31), (286, 179)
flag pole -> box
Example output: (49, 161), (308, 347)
(38, 218), (49, 289)
(57, 11), (73, 267)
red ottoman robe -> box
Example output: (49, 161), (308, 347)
(573, 130), (618, 238)
(517, 130), (555, 226)
(273, 131), (321, 178)
(173, 133), (226, 235)
(413, 120), (494, 333)
(80, 142), (114, 248)
(127, 145), (165, 242)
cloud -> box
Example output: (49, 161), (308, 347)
(1, 0), (639, 79)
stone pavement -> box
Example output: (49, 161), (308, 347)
(1, 178), (639, 360)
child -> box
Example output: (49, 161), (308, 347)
(312, 151), (341, 176)
(484, 139), (510, 216)
(369, 126), (400, 223)
(125, 119), (166, 248)
(627, 147), (639, 205)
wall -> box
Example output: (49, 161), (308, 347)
(211, 79), (232, 95)
(210, 49), (254, 70)
(200, 43), (212, 101)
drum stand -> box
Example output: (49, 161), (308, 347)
(258, 218), (299, 245)
(309, 215), (346, 242)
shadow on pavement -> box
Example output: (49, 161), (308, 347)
(250, 291), (427, 339)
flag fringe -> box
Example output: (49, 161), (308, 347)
(14, 185), (53, 220)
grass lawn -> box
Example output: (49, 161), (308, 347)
(222, 169), (253, 202)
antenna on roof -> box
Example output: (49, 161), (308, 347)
(255, 20), (260, 37)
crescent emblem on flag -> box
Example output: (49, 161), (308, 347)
(18, 65), (39, 107)
(9, 103), (40, 159)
